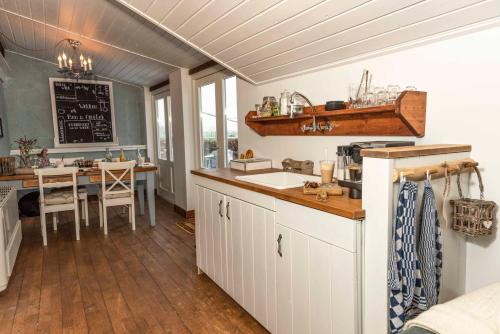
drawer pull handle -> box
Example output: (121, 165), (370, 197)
(277, 234), (283, 257)
(226, 202), (230, 220)
(218, 200), (223, 218)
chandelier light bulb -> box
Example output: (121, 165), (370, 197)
(68, 58), (73, 68)
(57, 55), (62, 68)
(88, 58), (92, 71)
(62, 52), (67, 67)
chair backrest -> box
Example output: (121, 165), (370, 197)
(34, 167), (78, 205)
(98, 161), (136, 198)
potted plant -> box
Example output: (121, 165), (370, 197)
(15, 136), (38, 168)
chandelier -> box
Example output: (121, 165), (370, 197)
(56, 39), (93, 80)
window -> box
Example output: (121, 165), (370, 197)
(196, 74), (238, 169)
(155, 97), (167, 160)
(224, 76), (238, 166)
(200, 83), (218, 168)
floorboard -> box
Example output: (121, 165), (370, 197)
(0, 197), (268, 334)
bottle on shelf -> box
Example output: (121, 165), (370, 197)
(105, 148), (113, 162)
(136, 148), (144, 166)
(119, 148), (126, 162)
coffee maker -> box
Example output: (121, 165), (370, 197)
(337, 141), (415, 199)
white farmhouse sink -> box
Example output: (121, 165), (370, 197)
(235, 172), (321, 190)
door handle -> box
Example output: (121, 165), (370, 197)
(226, 202), (230, 220)
(277, 234), (283, 257)
(218, 199), (223, 218)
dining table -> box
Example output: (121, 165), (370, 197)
(0, 165), (158, 226)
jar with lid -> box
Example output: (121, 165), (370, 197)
(279, 89), (290, 115)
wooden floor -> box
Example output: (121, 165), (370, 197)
(0, 197), (268, 334)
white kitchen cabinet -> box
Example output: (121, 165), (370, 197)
(194, 180), (359, 334)
(195, 184), (277, 333)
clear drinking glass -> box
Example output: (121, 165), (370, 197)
(387, 85), (401, 104)
(363, 91), (375, 107)
(320, 160), (335, 184)
(349, 83), (360, 109)
(374, 86), (388, 105)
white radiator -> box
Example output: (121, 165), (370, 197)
(0, 186), (22, 292)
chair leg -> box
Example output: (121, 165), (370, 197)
(103, 205), (108, 235)
(74, 204), (80, 241)
(53, 212), (58, 231)
(81, 200), (85, 223)
(98, 199), (103, 228)
(128, 205), (132, 224)
(84, 197), (89, 227)
(41, 212), (47, 246)
(131, 202), (136, 231)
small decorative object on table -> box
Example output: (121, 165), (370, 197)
(303, 181), (342, 201)
(119, 148), (126, 162)
(450, 164), (496, 237)
(37, 148), (50, 167)
(15, 136), (38, 168)
(282, 158), (314, 175)
(105, 148), (113, 162)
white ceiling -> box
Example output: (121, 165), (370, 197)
(117, 0), (500, 84)
(0, 0), (210, 86)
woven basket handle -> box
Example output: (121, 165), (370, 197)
(456, 163), (484, 200)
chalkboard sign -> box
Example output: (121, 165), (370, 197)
(49, 78), (117, 147)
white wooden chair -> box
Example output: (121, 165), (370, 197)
(35, 167), (80, 246)
(47, 157), (89, 227)
(98, 161), (136, 235)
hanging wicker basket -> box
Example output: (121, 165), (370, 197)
(450, 165), (496, 237)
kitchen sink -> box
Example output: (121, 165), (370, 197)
(235, 172), (321, 190)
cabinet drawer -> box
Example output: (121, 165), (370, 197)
(276, 199), (360, 252)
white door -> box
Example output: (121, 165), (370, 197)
(196, 74), (238, 168)
(153, 91), (174, 202)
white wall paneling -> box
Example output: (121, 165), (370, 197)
(117, 0), (500, 83)
(0, 0), (209, 86)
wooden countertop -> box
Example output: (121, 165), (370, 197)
(191, 168), (365, 220)
(361, 144), (471, 159)
(0, 166), (157, 181)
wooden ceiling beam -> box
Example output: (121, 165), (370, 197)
(188, 60), (218, 75)
(149, 79), (169, 92)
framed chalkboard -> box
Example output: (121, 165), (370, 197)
(49, 78), (117, 147)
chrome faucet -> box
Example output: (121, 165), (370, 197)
(289, 91), (316, 117)
(289, 91), (334, 133)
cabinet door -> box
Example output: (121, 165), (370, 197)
(226, 198), (277, 333)
(277, 224), (354, 334)
(211, 190), (227, 289)
(196, 186), (214, 277)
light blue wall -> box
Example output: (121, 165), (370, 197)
(2, 53), (146, 160)
(0, 80), (10, 155)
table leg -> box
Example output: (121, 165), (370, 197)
(146, 172), (156, 226)
(137, 181), (145, 215)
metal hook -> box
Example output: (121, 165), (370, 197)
(400, 171), (406, 183)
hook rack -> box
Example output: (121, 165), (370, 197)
(393, 158), (478, 183)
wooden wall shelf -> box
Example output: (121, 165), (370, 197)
(245, 91), (427, 137)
